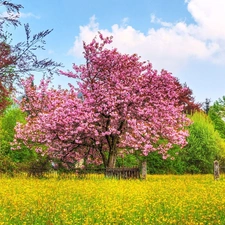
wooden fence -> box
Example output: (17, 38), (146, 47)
(0, 167), (141, 179)
(27, 167), (141, 179)
(105, 167), (140, 179)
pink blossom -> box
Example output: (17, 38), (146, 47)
(13, 33), (191, 168)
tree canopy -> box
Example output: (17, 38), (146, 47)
(208, 96), (225, 139)
(13, 33), (191, 168)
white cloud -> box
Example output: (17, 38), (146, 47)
(0, 11), (40, 20)
(121, 17), (129, 27)
(187, 0), (225, 40)
(19, 12), (40, 19)
(150, 14), (173, 27)
(69, 0), (225, 73)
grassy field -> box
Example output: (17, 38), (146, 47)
(0, 174), (225, 224)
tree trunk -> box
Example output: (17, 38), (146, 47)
(107, 151), (117, 168)
(105, 135), (118, 168)
(98, 145), (107, 168)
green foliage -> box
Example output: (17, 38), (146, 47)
(116, 153), (139, 168)
(181, 112), (225, 174)
(0, 106), (36, 162)
(27, 156), (52, 178)
(140, 112), (225, 175)
(0, 155), (16, 176)
(208, 98), (225, 139)
(146, 146), (186, 174)
(114, 146), (186, 174)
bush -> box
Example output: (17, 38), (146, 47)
(0, 155), (16, 176)
(27, 156), (52, 178)
(0, 106), (36, 163)
(145, 146), (185, 174)
(181, 112), (225, 174)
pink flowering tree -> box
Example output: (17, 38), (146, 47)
(12, 76), (101, 166)
(13, 33), (190, 168)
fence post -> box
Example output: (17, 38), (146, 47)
(142, 161), (147, 179)
(214, 160), (220, 180)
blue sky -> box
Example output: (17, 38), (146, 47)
(2, 0), (225, 103)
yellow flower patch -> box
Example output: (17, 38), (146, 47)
(0, 174), (225, 224)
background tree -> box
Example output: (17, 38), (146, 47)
(14, 34), (190, 169)
(180, 112), (225, 174)
(175, 81), (202, 114)
(0, 42), (15, 113)
(0, 1), (22, 30)
(0, 106), (36, 163)
(140, 112), (225, 175)
(143, 145), (185, 174)
(0, 0), (62, 113)
(208, 96), (225, 139)
(203, 98), (211, 114)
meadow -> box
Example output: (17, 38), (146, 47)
(0, 174), (225, 224)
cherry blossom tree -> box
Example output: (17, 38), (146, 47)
(13, 76), (100, 166)
(13, 33), (190, 168)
